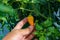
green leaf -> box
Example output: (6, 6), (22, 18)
(31, 0), (47, 4)
(43, 18), (52, 27)
(0, 3), (16, 16)
(2, 0), (8, 4)
(34, 31), (39, 35)
(57, 0), (60, 2)
(31, 0), (39, 3)
(35, 23), (43, 31)
(48, 27), (55, 33)
(0, 16), (7, 22)
(34, 31), (41, 37)
(46, 32), (52, 36)
(22, 0), (29, 3)
(39, 36), (46, 40)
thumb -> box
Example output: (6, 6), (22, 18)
(20, 26), (34, 35)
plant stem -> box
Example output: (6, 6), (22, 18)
(32, 4), (47, 19)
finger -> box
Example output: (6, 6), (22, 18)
(14, 18), (27, 30)
(20, 26), (34, 35)
(26, 34), (34, 40)
(25, 29), (35, 38)
(34, 38), (38, 40)
(24, 30), (35, 40)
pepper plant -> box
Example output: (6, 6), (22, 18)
(0, 0), (60, 40)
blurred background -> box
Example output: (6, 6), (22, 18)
(0, 0), (60, 40)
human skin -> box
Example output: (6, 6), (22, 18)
(3, 18), (34, 40)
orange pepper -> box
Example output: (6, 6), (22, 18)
(27, 15), (34, 26)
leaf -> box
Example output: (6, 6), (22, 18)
(35, 23), (43, 31)
(57, 0), (60, 2)
(39, 0), (47, 4)
(31, 0), (47, 4)
(34, 31), (41, 37)
(0, 0), (2, 2)
(34, 31), (39, 35)
(22, 0), (29, 3)
(48, 27), (55, 33)
(46, 32), (52, 36)
(31, 0), (39, 3)
(0, 3), (16, 16)
(43, 18), (52, 27)
(2, 0), (8, 4)
(0, 16), (7, 22)
(39, 36), (46, 40)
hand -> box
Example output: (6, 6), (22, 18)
(3, 18), (34, 40)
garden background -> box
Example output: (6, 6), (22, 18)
(0, 0), (60, 40)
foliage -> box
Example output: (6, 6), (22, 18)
(0, 0), (60, 40)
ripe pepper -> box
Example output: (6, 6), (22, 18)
(27, 15), (34, 26)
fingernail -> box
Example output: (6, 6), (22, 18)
(23, 18), (27, 23)
(29, 26), (34, 30)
